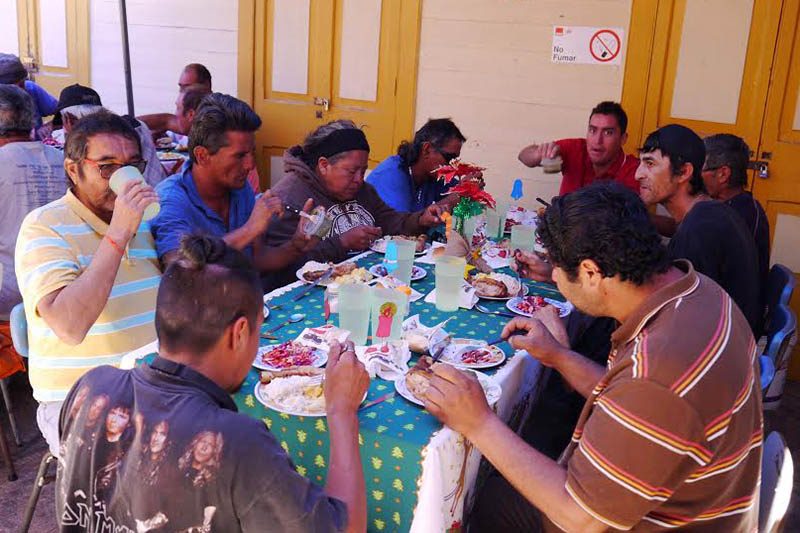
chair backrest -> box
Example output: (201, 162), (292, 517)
(764, 264), (796, 328)
(765, 305), (797, 365)
(759, 431), (794, 532)
(759, 355), (775, 397)
(9, 303), (28, 358)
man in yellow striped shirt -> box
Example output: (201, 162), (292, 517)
(15, 112), (161, 455)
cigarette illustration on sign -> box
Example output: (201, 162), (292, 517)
(590, 29), (621, 62)
(552, 26), (625, 65)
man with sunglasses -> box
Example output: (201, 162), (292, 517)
(15, 111), (161, 456)
(366, 118), (468, 212)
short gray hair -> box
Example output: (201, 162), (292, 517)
(61, 104), (105, 122)
(0, 84), (34, 136)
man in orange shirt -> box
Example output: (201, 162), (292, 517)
(518, 101), (639, 195)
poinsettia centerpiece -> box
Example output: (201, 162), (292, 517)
(434, 159), (494, 234)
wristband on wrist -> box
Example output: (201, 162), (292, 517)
(104, 235), (125, 256)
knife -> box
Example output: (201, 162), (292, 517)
(359, 392), (396, 411)
(293, 268), (334, 302)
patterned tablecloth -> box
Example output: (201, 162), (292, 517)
(125, 251), (564, 532)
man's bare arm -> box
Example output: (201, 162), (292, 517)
(137, 113), (180, 136)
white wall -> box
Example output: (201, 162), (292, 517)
(90, 0), (239, 115)
(0, 0), (20, 56)
(414, 0), (633, 208)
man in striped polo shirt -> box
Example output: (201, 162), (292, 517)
(425, 183), (761, 531)
(16, 112), (161, 455)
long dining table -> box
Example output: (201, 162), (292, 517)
(124, 248), (565, 532)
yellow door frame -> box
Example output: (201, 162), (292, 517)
(236, 0), (422, 157)
(15, 0), (90, 88)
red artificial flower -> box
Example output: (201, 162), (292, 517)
(433, 159), (486, 185)
(448, 180), (496, 209)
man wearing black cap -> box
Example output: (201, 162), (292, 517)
(50, 84), (166, 187)
(0, 53), (58, 132)
(636, 124), (762, 335)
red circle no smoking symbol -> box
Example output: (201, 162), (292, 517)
(590, 29), (621, 62)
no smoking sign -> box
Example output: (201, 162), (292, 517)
(590, 29), (621, 62)
(552, 26), (625, 66)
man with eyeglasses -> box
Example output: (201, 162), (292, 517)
(15, 111), (161, 456)
(702, 134), (769, 320)
(366, 118), (468, 212)
(519, 101), (639, 195)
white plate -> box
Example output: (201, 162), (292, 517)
(295, 261), (372, 286)
(368, 264), (427, 281)
(370, 238), (431, 256)
(395, 368), (502, 407)
(476, 283), (529, 301)
(506, 296), (573, 318)
(439, 341), (506, 369)
(253, 380), (366, 417)
(471, 273), (529, 300)
(252, 344), (328, 371)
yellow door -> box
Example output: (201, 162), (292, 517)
(15, 0), (90, 98)
(623, 0), (780, 161)
(751, 0), (800, 378)
(248, 0), (420, 188)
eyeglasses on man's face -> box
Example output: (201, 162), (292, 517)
(83, 158), (148, 180)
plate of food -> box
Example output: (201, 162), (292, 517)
(504, 207), (538, 234)
(368, 264), (427, 281)
(156, 151), (186, 162)
(255, 367), (368, 417)
(396, 356), (502, 407)
(254, 367), (327, 416)
(370, 235), (430, 256)
(438, 338), (506, 369)
(469, 272), (528, 300)
(253, 341), (327, 371)
(296, 261), (373, 286)
(506, 296), (572, 318)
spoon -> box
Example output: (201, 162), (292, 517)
(475, 304), (517, 318)
(261, 313), (305, 338)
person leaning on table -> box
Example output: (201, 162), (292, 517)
(425, 183), (762, 532)
(56, 234), (370, 532)
(263, 119), (445, 289)
(15, 111), (162, 456)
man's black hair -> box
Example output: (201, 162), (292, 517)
(64, 110), (141, 163)
(397, 118), (466, 166)
(590, 101), (628, 135)
(704, 133), (750, 189)
(0, 83), (35, 136)
(188, 93), (261, 163)
(156, 234), (262, 355)
(181, 85), (211, 114)
(537, 182), (670, 286)
(640, 124), (707, 196)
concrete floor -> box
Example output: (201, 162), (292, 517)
(1, 372), (799, 532)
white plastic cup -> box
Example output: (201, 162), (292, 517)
(109, 166), (161, 221)
(435, 256), (465, 312)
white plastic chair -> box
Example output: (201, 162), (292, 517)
(759, 431), (794, 532)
